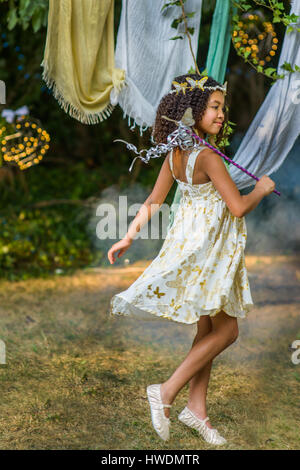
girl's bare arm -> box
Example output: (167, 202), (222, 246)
(201, 149), (272, 217)
(125, 153), (174, 241)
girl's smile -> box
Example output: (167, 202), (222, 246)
(194, 90), (225, 137)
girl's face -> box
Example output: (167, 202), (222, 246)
(195, 90), (225, 137)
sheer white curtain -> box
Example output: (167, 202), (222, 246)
(229, 0), (300, 190)
(110, 0), (203, 134)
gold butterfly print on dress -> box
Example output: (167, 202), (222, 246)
(109, 151), (254, 323)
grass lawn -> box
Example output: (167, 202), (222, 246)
(0, 255), (299, 450)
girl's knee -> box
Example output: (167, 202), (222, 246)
(230, 323), (239, 343)
(226, 317), (239, 344)
(211, 310), (239, 343)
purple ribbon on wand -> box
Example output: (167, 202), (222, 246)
(185, 128), (281, 196)
(160, 112), (281, 196)
(114, 110), (280, 197)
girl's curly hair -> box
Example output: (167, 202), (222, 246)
(152, 73), (229, 152)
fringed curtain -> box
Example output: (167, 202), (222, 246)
(41, 0), (125, 125)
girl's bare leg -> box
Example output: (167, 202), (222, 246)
(160, 310), (239, 418)
(186, 315), (214, 428)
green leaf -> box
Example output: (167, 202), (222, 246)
(19, 0), (31, 15)
(32, 11), (42, 33)
(170, 35), (184, 40)
(171, 18), (183, 29)
(186, 12), (196, 18)
(286, 13), (299, 23)
(25, 0), (37, 17)
(7, 8), (18, 30)
(187, 27), (195, 35)
(161, 3), (171, 12)
(257, 65), (263, 73)
(187, 66), (196, 74)
(200, 68), (208, 76)
(280, 61), (294, 72)
(161, 0), (179, 10)
(264, 67), (276, 76)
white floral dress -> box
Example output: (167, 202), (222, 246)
(109, 146), (254, 324)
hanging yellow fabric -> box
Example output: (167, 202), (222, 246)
(41, 0), (125, 124)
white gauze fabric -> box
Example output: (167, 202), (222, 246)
(110, 0), (203, 134)
(229, 0), (300, 190)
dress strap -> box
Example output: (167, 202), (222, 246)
(169, 149), (176, 179)
(185, 146), (206, 184)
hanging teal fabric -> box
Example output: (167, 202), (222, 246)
(206, 0), (233, 83)
(167, 0), (234, 232)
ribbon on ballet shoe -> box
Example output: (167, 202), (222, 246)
(154, 403), (172, 410)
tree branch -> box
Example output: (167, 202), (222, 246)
(179, 0), (200, 75)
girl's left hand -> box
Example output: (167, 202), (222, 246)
(107, 237), (133, 264)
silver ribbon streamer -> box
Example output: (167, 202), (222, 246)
(114, 120), (202, 172)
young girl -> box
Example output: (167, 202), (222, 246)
(107, 74), (276, 445)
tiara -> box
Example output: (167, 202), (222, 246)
(169, 76), (227, 96)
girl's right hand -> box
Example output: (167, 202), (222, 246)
(255, 175), (276, 196)
(107, 237), (133, 265)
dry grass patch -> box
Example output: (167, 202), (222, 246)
(0, 256), (299, 449)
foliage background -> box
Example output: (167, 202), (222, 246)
(0, 0), (298, 280)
